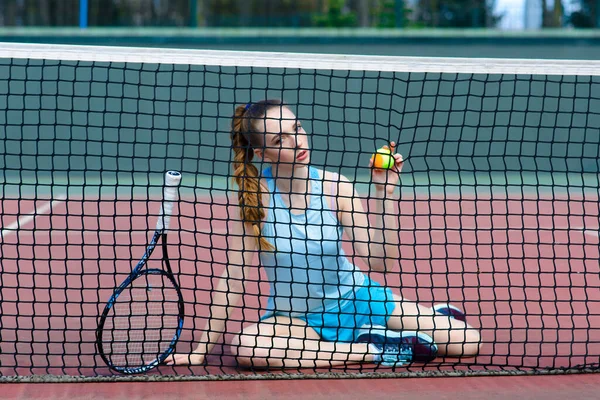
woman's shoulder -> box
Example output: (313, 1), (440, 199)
(318, 168), (354, 201)
(319, 168), (349, 183)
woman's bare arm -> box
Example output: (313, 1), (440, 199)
(166, 202), (259, 365)
(335, 174), (400, 273)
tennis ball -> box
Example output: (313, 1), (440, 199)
(372, 148), (395, 169)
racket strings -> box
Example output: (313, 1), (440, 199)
(102, 272), (180, 368)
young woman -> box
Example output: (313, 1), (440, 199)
(167, 100), (481, 368)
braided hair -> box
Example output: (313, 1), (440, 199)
(230, 99), (286, 251)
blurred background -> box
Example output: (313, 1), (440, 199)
(0, 1), (598, 58)
(0, 0), (597, 29)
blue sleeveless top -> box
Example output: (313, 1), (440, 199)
(260, 166), (366, 318)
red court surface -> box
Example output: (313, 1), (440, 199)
(1, 192), (599, 384)
(4, 374), (600, 400)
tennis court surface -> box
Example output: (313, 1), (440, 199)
(0, 44), (599, 395)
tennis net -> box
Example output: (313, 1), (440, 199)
(0, 43), (599, 381)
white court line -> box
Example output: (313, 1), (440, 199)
(582, 229), (600, 239)
(569, 225), (600, 240)
(11, 227), (228, 238)
(0, 195), (67, 240)
(68, 228), (228, 236)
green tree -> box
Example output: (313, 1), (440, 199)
(568, 0), (599, 27)
(312, 0), (358, 27)
(206, 0), (317, 27)
(373, 0), (413, 28)
(413, 0), (502, 28)
(542, 0), (564, 27)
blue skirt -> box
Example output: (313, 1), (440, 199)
(262, 278), (396, 343)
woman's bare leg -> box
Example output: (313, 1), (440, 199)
(386, 295), (481, 357)
(230, 316), (375, 368)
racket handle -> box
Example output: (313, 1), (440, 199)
(156, 171), (182, 232)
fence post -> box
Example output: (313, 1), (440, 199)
(79, 0), (88, 29)
(395, 0), (404, 27)
(190, 0), (198, 27)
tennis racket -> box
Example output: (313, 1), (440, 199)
(96, 171), (185, 374)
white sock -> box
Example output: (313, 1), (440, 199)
(368, 343), (382, 363)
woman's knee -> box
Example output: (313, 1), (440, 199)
(229, 332), (276, 368)
(229, 318), (317, 368)
(446, 328), (481, 357)
(462, 329), (482, 357)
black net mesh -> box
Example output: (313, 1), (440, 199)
(0, 45), (599, 381)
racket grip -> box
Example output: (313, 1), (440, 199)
(156, 171), (182, 232)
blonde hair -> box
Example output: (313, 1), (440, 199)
(230, 100), (285, 251)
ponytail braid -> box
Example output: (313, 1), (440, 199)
(231, 104), (275, 251)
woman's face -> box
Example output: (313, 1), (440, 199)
(253, 106), (310, 167)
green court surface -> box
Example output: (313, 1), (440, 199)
(2, 170), (598, 200)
